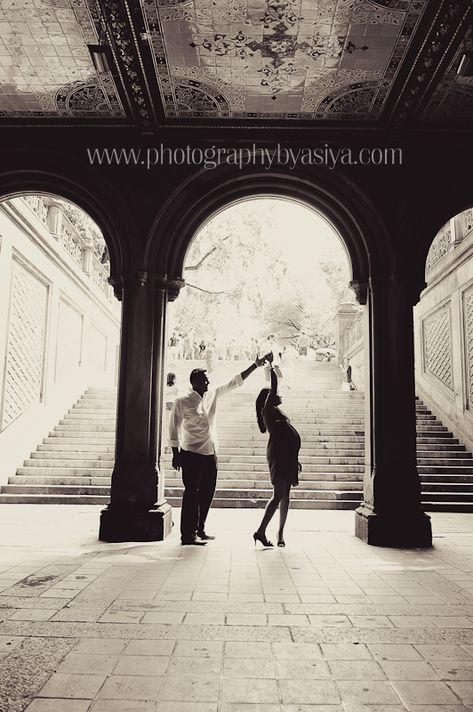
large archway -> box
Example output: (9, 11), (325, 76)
(0, 190), (122, 504)
(413, 206), (473, 512)
(146, 168), (431, 547)
(162, 194), (367, 517)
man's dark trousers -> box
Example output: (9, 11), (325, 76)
(180, 449), (218, 541)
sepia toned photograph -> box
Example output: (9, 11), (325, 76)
(0, 0), (473, 710)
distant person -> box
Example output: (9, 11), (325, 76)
(169, 354), (270, 545)
(204, 339), (216, 374)
(340, 356), (355, 391)
(165, 372), (178, 410)
(297, 330), (309, 357)
(264, 334), (283, 382)
(253, 356), (301, 548)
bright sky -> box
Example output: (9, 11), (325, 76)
(250, 197), (350, 276)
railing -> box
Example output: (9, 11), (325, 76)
(22, 194), (49, 224)
(341, 311), (363, 356)
(90, 254), (112, 299)
(13, 195), (114, 303)
(425, 222), (453, 274)
(463, 208), (473, 236)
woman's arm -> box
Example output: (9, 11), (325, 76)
(264, 365), (279, 411)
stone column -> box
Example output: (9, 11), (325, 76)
(154, 278), (184, 505)
(99, 272), (173, 542)
(355, 276), (432, 547)
(335, 302), (359, 362)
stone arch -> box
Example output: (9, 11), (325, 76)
(0, 164), (136, 283)
(147, 167), (392, 301)
(409, 185), (473, 289)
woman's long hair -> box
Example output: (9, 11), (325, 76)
(256, 388), (270, 433)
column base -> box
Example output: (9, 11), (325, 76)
(355, 505), (432, 548)
(99, 502), (173, 542)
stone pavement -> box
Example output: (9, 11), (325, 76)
(1, 507), (473, 711)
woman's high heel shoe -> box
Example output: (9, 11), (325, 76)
(277, 539), (285, 547)
(253, 532), (273, 547)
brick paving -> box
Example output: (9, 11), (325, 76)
(1, 507), (473, 711)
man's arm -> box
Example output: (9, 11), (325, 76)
(215, 353), (271, 398)
(169, 400), (182, 470)
(240, 353), (268, 381)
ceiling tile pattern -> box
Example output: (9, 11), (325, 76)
(0, 0), (125, 118)
(422, 43), (473, 125)
(142, 0), (427, 119)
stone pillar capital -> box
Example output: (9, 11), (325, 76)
(108, 272), (148, 300)
(349, 279), (368, 305)
(167, 277), (185, 302)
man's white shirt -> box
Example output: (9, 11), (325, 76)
(169, 374), (243, 455)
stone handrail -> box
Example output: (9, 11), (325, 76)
(341, 310), (364, 356)
(18, 195), (114, 303)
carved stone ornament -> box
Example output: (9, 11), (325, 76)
(167, 277), (185, 301)
(391, 1), (473, 124)
(349, 279), (368, 305)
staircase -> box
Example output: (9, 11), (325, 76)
(0, 362), (472, 511)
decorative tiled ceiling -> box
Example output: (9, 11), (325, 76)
(142, 0), (427, 120)
(0, 0), (124, 118)
(422, 40), (473, 125)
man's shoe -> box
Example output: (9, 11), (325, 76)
(196, 531), (215, 541)
(181, 538), (207, 546)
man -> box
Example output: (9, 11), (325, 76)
(169, 355), (268, 545)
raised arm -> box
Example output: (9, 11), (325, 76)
(264, 364), (279, 408)
(240, 352), (269, 381)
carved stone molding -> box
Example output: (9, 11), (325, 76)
(108, 271), (148, 299)
(167, 277), (185, 301)
(100, 0), (154, 127)
(390, 0), (473, 124)
(350, 279), (368, 305)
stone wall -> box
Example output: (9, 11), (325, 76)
(414, 212), (473, 453)
(0, 196), (121, 484)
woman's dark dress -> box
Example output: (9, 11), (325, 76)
(263, 370), (301, 485)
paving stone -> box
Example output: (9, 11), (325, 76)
(223, 657), (276, 678)
(416, 644), (473, 660)
(279, 679), (340, 704)
(369, 643), (423, 660)
(445, 681), (473, 704)
(320, 643), (372, 659)
(379, 660), (439, 680)
(159, 673), (219, 702)
(328, 660), (386, 679)
(38, 672), (107, 699)
(336, 680), (401, 704)
(74, 638), (127, 654)
(221, 678), (279, 704)
(392, 680), (462, 705)
(113, 655), (169, 676)
(57, 653), (118, 675)
(90, 702), (156, 712)
(97, 674), (163, 700)
(25, 701), (90, 712)
(276, 659), (331, 679)
(272, 642), (323, 659)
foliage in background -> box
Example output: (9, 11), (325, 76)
(169, 200), (354, 346)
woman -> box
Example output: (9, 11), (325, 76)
(253, 360), (301, 548)
(340, 356), (355, 391)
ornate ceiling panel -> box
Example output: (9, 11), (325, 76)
(142, 0), (428, 120)
(0, 0), (125, 118)
(422, 43), (473, 125)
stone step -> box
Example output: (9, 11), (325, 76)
(1, 485), (111, 496)
(165, 487), (363, 501)
(0, 494), (109, 505)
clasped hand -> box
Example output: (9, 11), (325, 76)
(255, 352), (273, 367)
